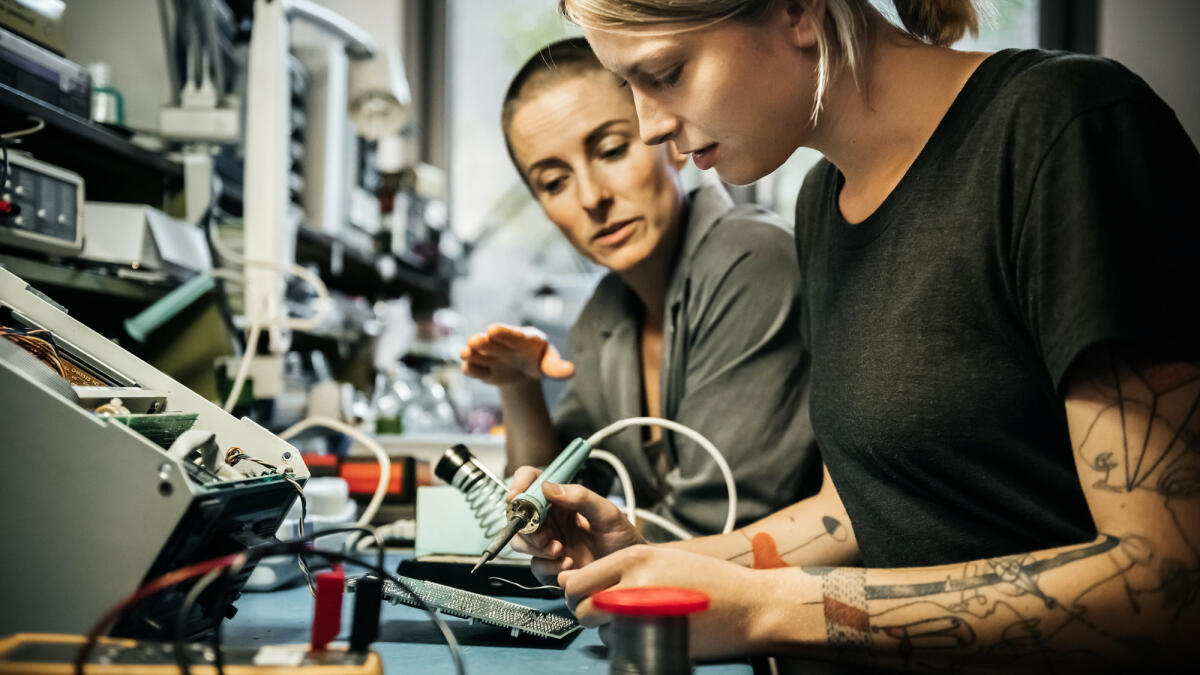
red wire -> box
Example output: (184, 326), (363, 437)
(73, 552), (244, 675)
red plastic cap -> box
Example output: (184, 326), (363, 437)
(311, 565), (345, 651)
(592, 587), (710, 617)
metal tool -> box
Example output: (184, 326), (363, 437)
(472, 437), (593, 573)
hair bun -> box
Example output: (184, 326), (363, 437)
(892, 0), (980, 46)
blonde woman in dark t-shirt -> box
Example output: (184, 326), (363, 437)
(504, 0), (1200, 670)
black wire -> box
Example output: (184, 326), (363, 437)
(1, 136), (9, 194)
(174, 527), (457, 675)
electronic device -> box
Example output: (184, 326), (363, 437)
(0, 26), (91, 118)
(78, 201), (211, 278)
(0, 151), (84, 256)
(344, 575), (581, 641)
(0, 633), (382, 674)
(0, 266), (308, 641)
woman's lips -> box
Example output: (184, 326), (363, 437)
(691, 143), (718, 170)
(594, 218), (637, 246)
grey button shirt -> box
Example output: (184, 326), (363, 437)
(552, 181), (819, 537)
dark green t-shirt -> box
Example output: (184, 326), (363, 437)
(794, 49), (1200, 568)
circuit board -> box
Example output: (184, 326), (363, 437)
(345, 575), (581, 641)
(110, 413), (199, 448)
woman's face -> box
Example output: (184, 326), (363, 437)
(509, 70), (687, 273)
(582, 5), (818, 185)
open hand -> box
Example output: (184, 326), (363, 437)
(460, 324), (575, 387)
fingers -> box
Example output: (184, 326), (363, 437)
(506, 466), (542, 501)
(559, 552), (631, 627)
(487, 323), (548, 342)
(541, 482), (627, 531)
(530, 555), (575, 586)
(461, 361), (491, 380)
(568, 596), (614, 628)
(541, 345), (576, 380)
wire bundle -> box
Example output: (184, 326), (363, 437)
(74, 528), (467, 675)
(0, 324), (69, 378)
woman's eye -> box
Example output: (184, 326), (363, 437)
(599, 143), (628, 160)
(541, 177), (566, 194)
(651, 65), (683, 89)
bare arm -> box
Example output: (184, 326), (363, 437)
(460, 324), (575, 472)
(563, 347), (1200, 670)
(497, 379), (559, 469)
(665, 465), (860, 569)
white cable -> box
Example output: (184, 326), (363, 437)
(635, 508), (695, 540)
(586, 416), (738, 535)
(207, 216), (246, 266)
(206, 216), (333, 330)
(588, 449), (637, 525)
(276, 262), (332, 331)
(222, 305), (265, 412)
(0, 117), (45, 139)
(279, 416), (390, 528)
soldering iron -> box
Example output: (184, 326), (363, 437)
(472, 437), (592, 573)
(471, 416), (739, 573)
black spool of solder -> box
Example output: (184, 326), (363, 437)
(593, 587), (711, 675)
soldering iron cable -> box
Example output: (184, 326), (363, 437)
(585, 417), (738, 535)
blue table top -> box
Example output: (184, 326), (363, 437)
(225, 560), (753, 674)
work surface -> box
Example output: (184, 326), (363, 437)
(225, 558), (753, 674)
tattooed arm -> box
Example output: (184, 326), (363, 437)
(663, 464), (860, 569)
(559, 347), (1200, 671)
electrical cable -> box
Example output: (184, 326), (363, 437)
(635, 509), (695, 540)
(0, 117), (45, 199)
(205, 213), (333, 331)
(173, 566), (225, 675)
(74, 552), (244, 675)
(221, 295), (266, 412)
(286, 476), (316, 595)
(1, 136), (8, 197)
(78, 533), (471, 675)
(0, 116), (45, 139)
(172, 527), (382, 675)
(206, 531), (468, 675)
(587, 449), (637, 525)
(279, 417), (390, 528)
(585, 417), (738, 535)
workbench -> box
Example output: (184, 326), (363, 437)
(225, 558), (754, 674)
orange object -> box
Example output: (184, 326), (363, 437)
(339, 461), (404, 496)
(751, 532), (788, 569)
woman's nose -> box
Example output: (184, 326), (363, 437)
(576, 168), (611, 214)
(632, 89), (678, 146)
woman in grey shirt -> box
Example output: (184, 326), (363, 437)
(460, 38), (818, 538)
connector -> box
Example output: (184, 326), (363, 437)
(349, 575), (382, 652)
(311, 565), (345, 652)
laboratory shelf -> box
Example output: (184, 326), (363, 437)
(0, 82), (183, 205)
(294, 227), (452, 305)
(0, 253), (174, 304)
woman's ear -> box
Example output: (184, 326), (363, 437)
(665, 140), (689, 170)
(782, 0), (826, 50)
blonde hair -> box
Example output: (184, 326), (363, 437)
(559, 0), (981, 122)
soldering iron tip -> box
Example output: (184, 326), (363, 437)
(471, 555), (487, 575)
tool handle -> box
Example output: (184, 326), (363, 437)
(517, 437), (592, 520)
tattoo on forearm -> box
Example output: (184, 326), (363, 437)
(803, 353), (1200, 671)
(725, 515), (847, 564)
(815, 567), (873, 649)
(863, 536), (1120, 601)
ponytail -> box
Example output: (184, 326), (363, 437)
(891, 0), (981, 46)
